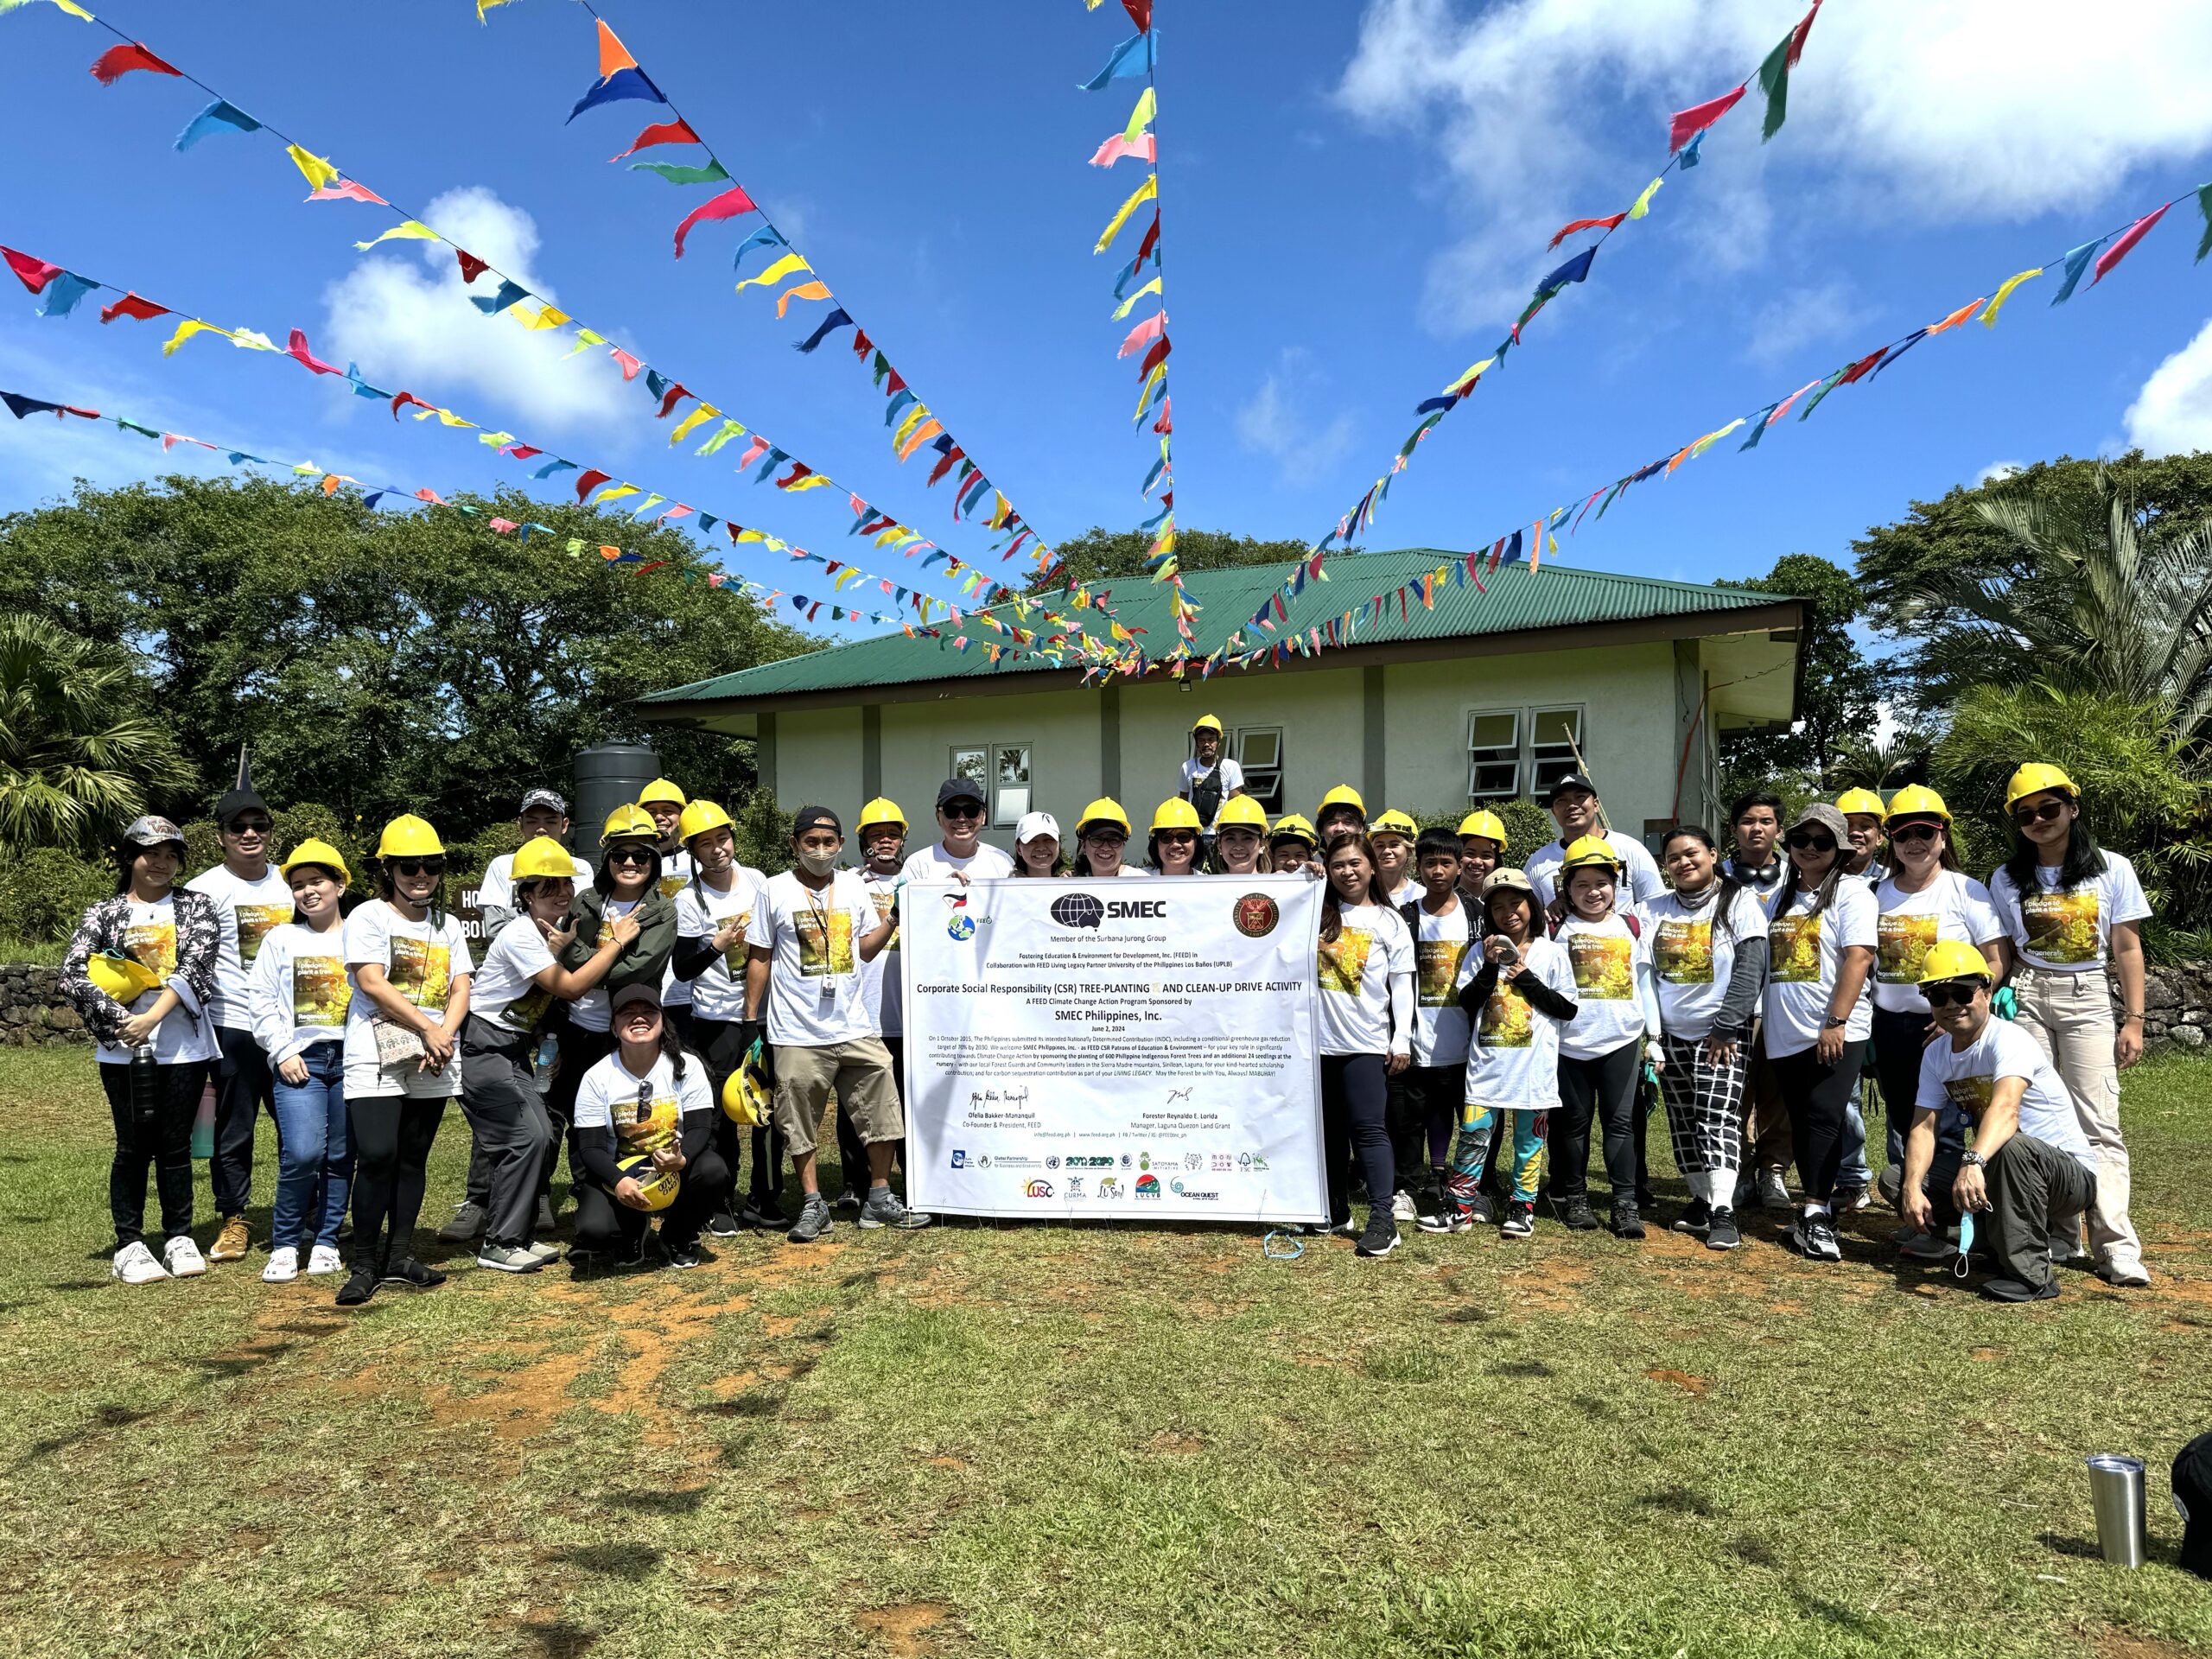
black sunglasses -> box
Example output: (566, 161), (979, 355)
(1889, 823), (1941, 843)
(635, 1078), (654, 1122)
(1784, 832), (1835, 853)
(1923, 981), (1984, 1008)
(391, 857), (447, 877)
(607, 845), (656, 866)
(1157, 830), (1198, 844)
(2012, 798), (2069, 826)
(225, 819), (274, 835)
(940, 804), (984, 821)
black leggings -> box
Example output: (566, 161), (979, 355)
(572, 1148), (732, 1254)
(1552, 1040), (1648, 1198)
(99, 1058), (211, 1249)
(1770, 1039), (1867, 1205)
(1319, 1053), (1395, 1228)
(690, 1016), (785, 1208)
(346, 1094), (446, 1273)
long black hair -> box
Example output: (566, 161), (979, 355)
(615, 1001), (690, 1085)
(2001, 804), (2106, 895)
(1660, 824), (1745, 940)
(1773, 837), (1847, 920)
(111, 837), (184, 896)
(1319, 832), (1391, 943)
(594, 840), (664, 898)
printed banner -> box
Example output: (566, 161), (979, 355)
(903, 876), (1325, 1223)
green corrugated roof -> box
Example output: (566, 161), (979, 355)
(643, 549), (1788, 706)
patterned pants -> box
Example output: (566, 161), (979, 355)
(1447, 1103), (1549, 1208)
(1658, 1032), (1745, 1207)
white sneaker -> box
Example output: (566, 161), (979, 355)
(476, 1243), (543, 1274)
(262, 1247), (301, 1283)
(111, 1241), (168, 1285)
(1390, 1189), (1418, 1222)
(524, 1240), (563, 1265)
(163, 1236), (207, 1278)
(307, 1244), (344, 1275)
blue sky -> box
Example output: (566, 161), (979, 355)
(6, 0), (2212, 645)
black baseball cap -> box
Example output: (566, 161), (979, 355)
(2177, 1429), (2212, 1579)
(792, 805), (842, 837)
(937, 778), (986, 810)
(1545, 772), (1599, 804)
(519, 787), (568, 816)
(213, 787), (270, 828)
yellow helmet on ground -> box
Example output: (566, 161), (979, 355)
(1216, 796), (1269, 833)
(601, 804), (658, 844)
(1151, 798), (1204, 834)
(281, 838), (352, 887)
(512, 836), (580, 882)
(637, 778), (687, 808)
(1560, 835), (1623, 874)
(1457, 809), (1509, 849)
(615, 1154), (680, 1211)
(678, 799), (734, 843)
(1917, 940), (1993, 986)
(376, 815), (444, 858)
(1269, 813), (1317, 847)
(1317, 785), (1366, 819)
(856, 797), (907, 833)
(1191, 713), (1223, 735)
(1834, 787), (1887, 822)
(2005, 762), (2080, 809)
(723, 1038), (772, 1126)
(1076, 798), (1133, 837)
(1370, 809), (1419, 841)
(88, 951), (163, 1003)
(1884, 784), (1951, 823)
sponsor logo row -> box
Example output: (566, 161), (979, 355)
(950, 1149), (1268, 1173)
(1015, 1174), (1223, 1201)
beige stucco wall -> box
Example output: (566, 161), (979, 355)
(1116, 666), (1366, 822)
(773, 708), (863, 816)
(877, 690), (1103, 832)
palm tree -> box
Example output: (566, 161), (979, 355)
(0, 615), (185, 850)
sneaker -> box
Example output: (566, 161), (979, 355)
(1389, 1189), (1418, 1223)
(1499, 1201), (1535, 1239)
(435, 1202), (486, 1243)
(1417, 1208), (1473, 1235)
(1673, 1198), (1713, 1236)
(1732, 1176), (1758, 1212)
(1325, 1218), (1360, 1239)
(1610, 1199), (1645, 1240)
(524, 1240), (563, 1266)
(1793, 1212), (1843, 1262)
(1554, 1192), (1599, 1231)
(1356, 1211), (1400, 1257)
(1983, 1277), (2061, 1304)
(1897, 1231), (1954, 1262)
(706, 1209), (741, 1238)
(786, 1194), (834, 1244)
(307, 1244), (344, 1275)
(741, 1198), (792, 1231)
(163, 1236), (207, 1279)
(859, 1189), (933, 1230)
(1877, 1165), (1904, 1210)
(664, 1241), (707, 1270)
(2100, 1258), (2152, 1289)
(262, 1246), (300, 1283)
(383, 1257), (448, 1289)
(1459, 1192), (1497, 1226)
(1705, 1207), (1742, 1251)
(335, 1269), (377, 1306)
(210, 1215), (251, 1262)
(475, 1243), (543, 1274)
(111, 1240), (168, 1285)
(536, 1196), (557, 1234)
(1758, 1168), (1793, 1212)
(1834, 1185), (1872, 1216)
(832, 1189), (864, 1213)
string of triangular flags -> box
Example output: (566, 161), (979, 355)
(1261, 0), (1827, 619)
(481, 1), (1063, 583)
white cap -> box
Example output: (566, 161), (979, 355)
(1015, 810), (1060, 845)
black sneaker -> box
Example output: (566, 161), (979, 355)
(706, 1209), (741, 1238)
(1416, 1207), (1472, 1235)
(1499, 1201), (1535, 1239)
(383, 1257), (447, 1290)
(1981, 1277), (2059, 1304)
(1793, 1212), (1843, 1262)
(786, 1193), (833, 1244)
(664, 1241), (707, 1271)
(1554, 1192), (1599, 1231)
(1672, 1198), (1713, 1236)
(335, 1269), (378, 1306)
(1461, 1192), (1497, 1226)
(1705, 1207), (1742, 1251)
(741, 1198), (792, 1231)
(1356, 1211), (1400, 1257)
(1325, 1217), (1359, 1239)
(1611, 1198), (1646, 1240)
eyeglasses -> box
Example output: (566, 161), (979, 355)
(1084, 831), (1128, 847)
(1157, 830), (1198, 845)
(390, 858), (447, 877)
(1889, 823), (1941, 844)
(1923, 981), (1984, 1008)
(2012, 798), (2069, 826)
(606, 845), (656, 867)
(225, 820), (273, 836)
(1784, 832), (1836, 853)
(940, 804), (984, 822)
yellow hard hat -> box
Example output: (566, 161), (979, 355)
(280, 838), (352, 887)
(2005, 762), (2080, 810)
(87, 950), (162, 1003)
(1076, 798), (1133, 837)
(601, 804), (658, 844)
(1191, 713), (1223, 735)
(1370, 809), (1419, 841)
(1317, 785), (1366, 817)
(1151, 798), (1204, 834)
(376, 814), (444, 858)
(1216, 796), (1269, 833)
(1560, 834), (1623, 875)
(512, 836), (580, 882)
(1457, 809), (1509, 849)
(678, 798), (734, 842)
(615, 1154), (680, 1211)
(1269, 812), (1317, 847)
(1884, 783), (1951, 823)
(637, 778), (687, 808)
(1916, 939), (1993, 987)
(723, 1037), (772, 1126)
(1834, 787), (1888, 823)
(856, 797), (908, 833)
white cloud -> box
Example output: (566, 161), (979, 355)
(2123, 317), (2212, 454)
(1337, 0), (2212, 333)
(319, 187), (631, 436)
(1745, 280), (1862, 365)
(1976, 459), (2024, 485)
(1235, 348), (1357, 481)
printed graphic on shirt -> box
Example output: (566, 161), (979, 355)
(124, 920), (176, 983)
(292, 956), (351, 1027)
(868, 888), (899, 953)
(795, 908), (854, 978)
(1567, 932), (1633, 1000)
(2020, 889), (2099, 963)
(386, 937), (453, 1011)
(1768, 913), (1822, 983)
(1942, 1072), (1995, 1117)
(1317, 928), (1372, 996)
(1653, 918), (1713, 984)
(234, 903), (292, 964)
(505, 985), (554, 1033)
(658, 873), (687, 902)
(1415, 938), (1466, 1007)
(1479, 986), (1534, 1048)
(619, 1094), (680, 1156)
(722, 914), (753, 979)
(1877, 912), (1940, 984)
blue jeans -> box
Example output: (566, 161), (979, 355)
(269, 1041), (351, 1252)
(1839, 1088), (1873, 1192)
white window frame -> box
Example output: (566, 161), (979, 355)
(1231, 725), (1283, 814)
(949, 742), (1031, 830)
(1466, 709), (1522, 800)
(1465, 705), (1586, 801)
(1529, 706), (1586, 801)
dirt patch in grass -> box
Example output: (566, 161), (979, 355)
(855, 1601), (953, 1656)
(1498, 1259), (1592, 1313)
(1646, 1368), (1709, 1396)
(2095, 1634), (2202, 1659)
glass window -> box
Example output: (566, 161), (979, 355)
(1233, 726), (1283, 813)
(1467, 710), (1521, 799)
(950, 747), (987, 791)
(1530, 708), (1584, 798)
(949, 745), (1028, 828)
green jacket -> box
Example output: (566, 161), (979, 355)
(559, 883), (677, 1003)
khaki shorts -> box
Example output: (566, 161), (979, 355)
(772, 1037), (902, 1156)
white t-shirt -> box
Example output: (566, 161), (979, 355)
(342, 900), (473, 1098)
(572, 1046), (714, 1156)
(94, 895), (219, 1066)
(1524, 832), (1666, 911)
(1723, 856), (1787, 909)
(1872, 870), (2005, 1014)
(1556, 913), (1653, 1061)
(469, 915), (560, 1036)
(1458, 935), (1573, 1111)
(1640, 886), (1770, 1040)
(899, 842), (1014, 885)
(1384, 878), (1418, 907)
(474, 849), (595, 916)
(1315, 902), (1414, 1057)
(1408, 899), (1474, 1068)
(245, 920), (352, 1065)
(651, 849), (699, 1008)
(185, 863), (296, 1031)
(859, 869), (903, 1039)
(1915, 1017), (2094, 1170)
(568, 897), (642, 1033)
(1178, 755), (1246, 826)
(1988, 853), (2152, 975)
(673, 869), (764, 1025)
(1761, 880), (1878, 1058)
(746, 869), (881, 1047)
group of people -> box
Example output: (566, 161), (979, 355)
(61, 708), (2151, 1309)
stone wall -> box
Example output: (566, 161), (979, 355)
(2141, 963), (2212, 1050)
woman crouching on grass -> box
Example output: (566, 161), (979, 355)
(569, 984), (725, 1270)
(1313, 833), (1413, 1259)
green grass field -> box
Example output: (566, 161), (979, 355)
(0, 1045), (2207, 1659)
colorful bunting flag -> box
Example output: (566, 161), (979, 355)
(88, 41), (180, 84)
(174, 98), (260, 150)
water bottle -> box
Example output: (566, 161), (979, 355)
(128, 1043), (160, 1142)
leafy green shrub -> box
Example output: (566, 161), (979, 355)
(1406, 798), (1554, 860)
(0, 845), (117, 944)
(733, 787), (793, 877)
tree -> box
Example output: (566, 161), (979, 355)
(0, 614), (188, 852)
(1029, 525), (1319, 593)
(1715, 553), (1890, 789)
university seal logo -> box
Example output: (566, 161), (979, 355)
(1232, 893), (1280, 939)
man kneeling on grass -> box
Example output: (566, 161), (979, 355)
(1898, 942), (2097, 1304)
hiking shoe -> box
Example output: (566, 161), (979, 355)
(1794, 1212), (1843, 1262)
(1877, 1165), (1904, 1210)
(832, 1189), (864, 1213)
(435, 1202), (486, 1243)
(384, 1257), (448, 1289)
(741, 1198), (792, 1231)
(1758, 1168), (1793, 1211)
(706, 1208), (741, 1238)
(1500, 1202), (1535, 1239)
(210, 1215), (251, 1262)
(1356, 1211), (1400, 1257)
(1325, 1218), (1360, 1239)
(111, 1241), (168, 1285)
(1611, 1199), (1646, 1240)
(1673, 1198), (1713, 1236)
(307, 1244), (344, 1275)
(262, 1246), (300, 1283)
(1705, 1207), (1742, 1251)
(1417, 1207), (1473, 1235)
(335, 1270), (377, 1306)
(1390, 1189), (1418, 1223)
(787, 1194), (834, 1244)
(524, 1240), (563, 1266)
(1897, 1231), (1954, 1262)
(664, 1241), (707, 1270)
(859, 1189), (932, 1230)
(1554, 1192), (1599, 1231)
(1983, 1277), (2060, 1304)
(163, 1236), (207, 1278)
(475, 1243), (542, 1274)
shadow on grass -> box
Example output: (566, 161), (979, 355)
(521, 1618), (598, 1658)
(1491, 1358), (1555, 1379)
(698, 1390), (782, 1419)
(546, 1542), (663, 1581)
(21, 1403), (156, 1464)
(602, 1487), (708, 1516)
(2040, 1531), (2102, 1560)
(1637, 1484), (1719, 1517)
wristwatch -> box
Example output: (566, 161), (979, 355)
(1821, 1014), (1848, 1029)
(1961, 1151), (1986, 1168)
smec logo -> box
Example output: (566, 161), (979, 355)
(1049, 893), (1168, 928)
(1025, 1179), (1053, 1198)
(1135, 1173), (1161, 1198)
